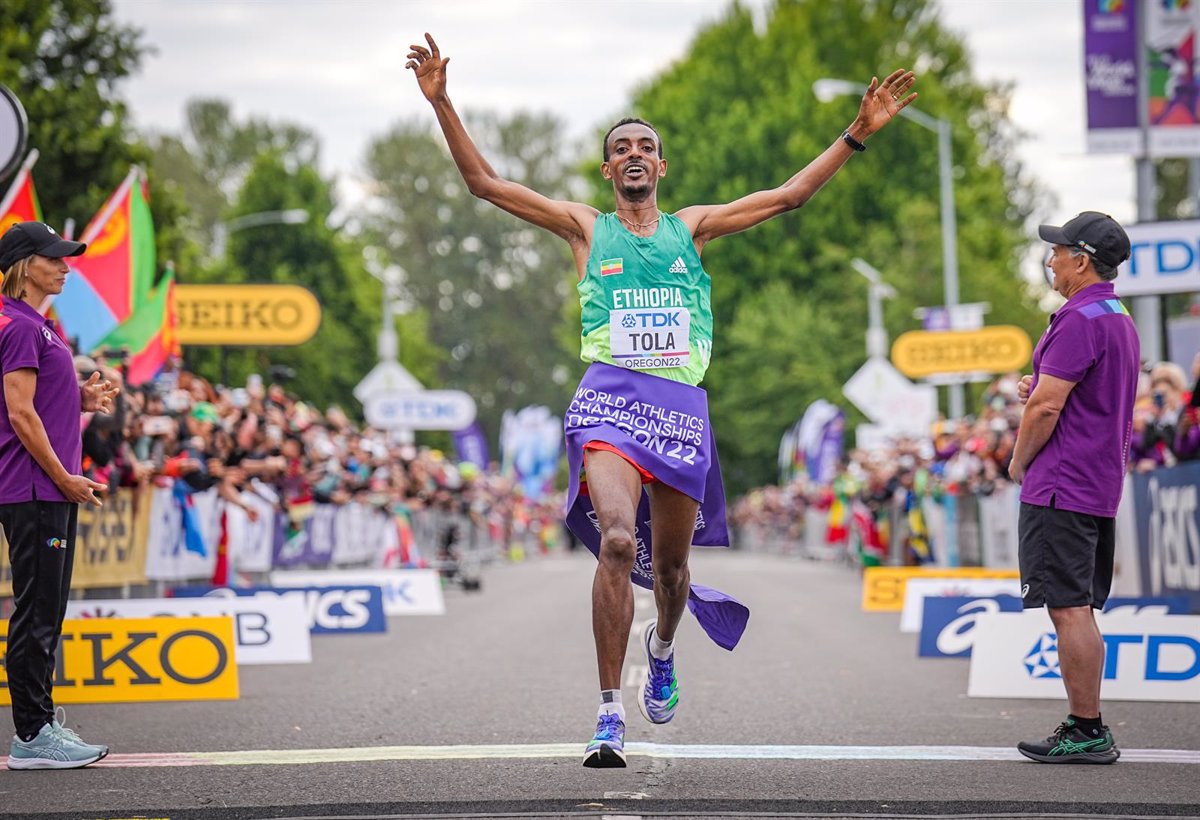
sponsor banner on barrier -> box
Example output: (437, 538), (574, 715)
(270, 569), (445, 616)
(1103, 596), (1191, 615)
(171, 585), (387, 634)
(1131, 463), (1200, 614)
(861, 566), (1020, 612)
(969, 611), (1200, 702)
(919, 595), (1024, 658)
(0, 487), (150, 596)
(900, 577), (1021, 633)
(0, 617), (238, 704)
(65, 597), (311, 665)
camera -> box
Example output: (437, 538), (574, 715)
(268, 365), (296, 383)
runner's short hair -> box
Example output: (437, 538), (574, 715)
(603, 118), (663, 161)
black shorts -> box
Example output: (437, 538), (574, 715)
(1018, 500), (1114, 610)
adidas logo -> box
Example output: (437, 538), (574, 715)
(668, 257), (688, 275)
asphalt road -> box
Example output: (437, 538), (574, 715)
(2, 549), (1199, 819)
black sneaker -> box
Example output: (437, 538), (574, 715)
(1017, 719), (1120, 764)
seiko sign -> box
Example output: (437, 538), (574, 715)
(1116, 219), (1200, 296)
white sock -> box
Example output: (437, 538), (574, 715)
(598, 689), (624, 720)
(649, 626), (674, 661)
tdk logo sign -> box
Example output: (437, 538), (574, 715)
(1119, 219), (1200, 296)
(1025, 631), (1200, 682)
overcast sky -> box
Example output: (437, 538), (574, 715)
(110, 0), (1133, 234)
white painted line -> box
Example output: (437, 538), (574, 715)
(90, 743), (1200, 768)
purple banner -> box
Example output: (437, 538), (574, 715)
(1084, 0), (1139, 132)
(453, 421), (490, 470)
(563, 363), (749, 651)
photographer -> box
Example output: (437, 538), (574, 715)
(1130, 362), (1188, 471)
(1173, 352), (1200, 462)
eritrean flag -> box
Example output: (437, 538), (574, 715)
(54, 167), (155, 352)
(600, 258), (623, 276)
(93, 266), (175, 386)
(0, 150), (42, 235)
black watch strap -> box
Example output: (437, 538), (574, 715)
(841, 130), (866, 152)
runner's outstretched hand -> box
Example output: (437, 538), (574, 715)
(407, 33), (449, 103)
(856, 69), (917, 135)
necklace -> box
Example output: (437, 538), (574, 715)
(616, 211), (661, 231)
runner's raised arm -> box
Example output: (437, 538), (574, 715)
(407, 33), (598, 252)
(678, 70), (916, 251)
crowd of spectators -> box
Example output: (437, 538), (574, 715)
(732, 355), (1200, 554)
(74, 354), (565, 564)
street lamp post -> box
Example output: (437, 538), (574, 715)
(813, 79), (964, 419)
(212, 208), (310, 258)
(850, 258), (896, 360)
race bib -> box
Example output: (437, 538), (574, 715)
(609, 308), (690, 370)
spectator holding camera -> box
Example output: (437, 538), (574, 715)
(1130, 361), (1189, 471)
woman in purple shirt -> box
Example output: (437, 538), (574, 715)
(0, 222), (118, 770)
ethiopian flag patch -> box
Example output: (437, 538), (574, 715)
(600, 258), (624, 276)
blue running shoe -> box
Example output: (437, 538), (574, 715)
(638, 619), (678, 725)
(582, 712), (626, 768)
(52, 707), (108, 760)
(7, 722), (104, 770)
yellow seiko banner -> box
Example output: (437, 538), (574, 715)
(0, 487), (151, 597)
(0, 617), (239, 704)
(862, 566), (1021, 612)
(175, 284), (322, 346)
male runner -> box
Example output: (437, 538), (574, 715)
(408, 33), (915, 768)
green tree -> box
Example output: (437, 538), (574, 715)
(0, 1), (200, 281)
(187, 152), (440, 408)
(587, 0), (1045, 489)
(361, 113), (581, 440)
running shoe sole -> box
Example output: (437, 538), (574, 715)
(7, 751), (104, 770)
(1017, 745), (1120, 764)
(582, 744), (627, 768)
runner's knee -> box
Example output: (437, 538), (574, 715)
(599, 528), (636, 569)
(653, 555), (689, 593)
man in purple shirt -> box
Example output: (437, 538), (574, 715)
(0, 222), (118, 770)
(1010, 211), (1139, 765)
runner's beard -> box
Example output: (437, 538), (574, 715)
(618, 177), (655, 203)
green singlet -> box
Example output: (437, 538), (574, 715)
(578, 212), (714, 386)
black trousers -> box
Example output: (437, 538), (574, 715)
(0, 500), (78, 740)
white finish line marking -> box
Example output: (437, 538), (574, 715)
(91, 743), (1200, 768)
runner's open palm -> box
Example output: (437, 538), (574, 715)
(407, 33), (449, 103)
(857, 69), (917, 135)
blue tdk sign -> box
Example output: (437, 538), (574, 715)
(1119, 220), (1200, 296)
(172, 585), (387, 634)
(919, 595), (1023, 658)
(1025, 631), (1200, 682)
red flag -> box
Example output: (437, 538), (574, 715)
(0, 150), (42, 234)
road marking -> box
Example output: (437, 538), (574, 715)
(91, 743), (1200, 768)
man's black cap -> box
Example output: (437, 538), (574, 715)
(1038, 211), (1131, 269)
(0, 221), (87, 271)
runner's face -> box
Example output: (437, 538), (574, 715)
(602, 124), (664, 199)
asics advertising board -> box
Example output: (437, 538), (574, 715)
(918, 595), (1023, 658)
(861, 566), (1020, 612)
(900, 578), (1021, 633)
(270, 569), (445, 616)
(66, 597), (312, 665)
(172, 585), (387, 634)
(1131, 463), (1200, 614)
(0, 617), (239, 704)
(969, 611), (1200, 701)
